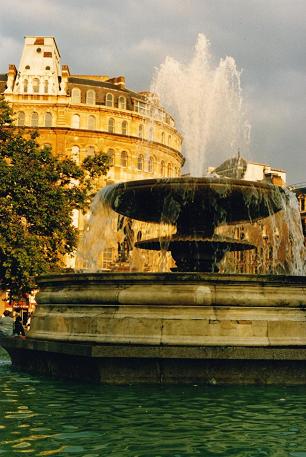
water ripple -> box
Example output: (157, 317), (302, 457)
(0, 354), (306, 456)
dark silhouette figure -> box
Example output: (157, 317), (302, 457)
(14, 315), (26, 337)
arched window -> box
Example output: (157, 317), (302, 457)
(161, 132), (165, 144)
(139, 124), (144, 138)
(23, 79), (28, 93)
(137, 154), (144, 171)
(107, 149), (115, 166)
(106, 93), (113, 107)
(121, 151), (128, 168)
(149, 127), (154, 141)
(71, 88), (81, 104)
(121, 120), (128, 135)
(160, 161), (165, 177)
(167, 163), (172, 177)
(86, 90), (95, 105)
(108, 118), (115, 133)
(45, 112), (52, 127)
(153, 155), (157, 172)
(71, 145), (80, 164)
(17, 112), (25, 126)
(168, 135), (172, 146)
(33, 78), (40, 93)
(44, 80), (48, 94)
(31, 112), (39, 127)
(118, 96), (126, 109)
(72, 114), (80, 129)
(148, 156), (153, 173)
(88, 115), (96, 130)
(87, 146), (95, 156)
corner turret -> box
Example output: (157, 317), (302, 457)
(8, 36), (62, 95)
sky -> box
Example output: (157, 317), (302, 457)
(0, 0), (305, 184)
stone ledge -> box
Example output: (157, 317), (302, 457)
(2, 337), (306, 361)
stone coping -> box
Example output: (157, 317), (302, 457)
(38, 271), (306, 287)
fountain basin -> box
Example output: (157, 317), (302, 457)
(103, 177), (286, 229)
(3, 271), (306, 384)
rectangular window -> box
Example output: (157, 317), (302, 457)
(134, 101), (148, 115)
(102, 248), (113, 269)
(34, 37), (45, 45)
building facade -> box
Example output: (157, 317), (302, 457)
(0, 36), (184, 270)
(0, 37), (183, 181)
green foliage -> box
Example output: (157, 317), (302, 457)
(0, 97), (110, 297)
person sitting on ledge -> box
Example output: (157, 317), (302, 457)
(0, 310), (14, 337)
(14, 315), (26, 338)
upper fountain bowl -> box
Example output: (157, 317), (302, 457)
(102, 177), (286, 235)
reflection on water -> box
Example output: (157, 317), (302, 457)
(1, 348), (306, 456)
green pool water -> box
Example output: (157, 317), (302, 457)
(0, 347), (306, 456)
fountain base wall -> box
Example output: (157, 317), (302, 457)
(2, 272), (306, 384)
(4, 340), (306, 384)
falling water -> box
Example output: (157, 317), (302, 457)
(76, 191), (118, 271)
(151, 33), (251, 177)
(219, 185), (305, 276)
(280, 189), (305, 275)
(76, 187), (175, 272)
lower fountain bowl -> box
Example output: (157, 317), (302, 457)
(136, 235), (255, 272)
(2, 271), (306, 384)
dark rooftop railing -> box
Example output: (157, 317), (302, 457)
(288, 183), (306, 193)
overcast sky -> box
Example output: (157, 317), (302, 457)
(0, 0), (305, 184)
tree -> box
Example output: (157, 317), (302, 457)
(0, 97), (110, 297)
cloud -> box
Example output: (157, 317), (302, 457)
(0, 36), (23, 69)
(131, 38), (165, 57)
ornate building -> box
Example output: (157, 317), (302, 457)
(0, 36), (184, 270)
(0, 36), (183, 178)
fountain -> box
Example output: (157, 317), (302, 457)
(2, 37), (306, 384)
(3, 172), (306, 384)
(102, 177), (285, 272)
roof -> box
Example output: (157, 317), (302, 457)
(213, 156), (248, 179)
(69, 76), (119, 88)
(68, 76), (145, 98)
